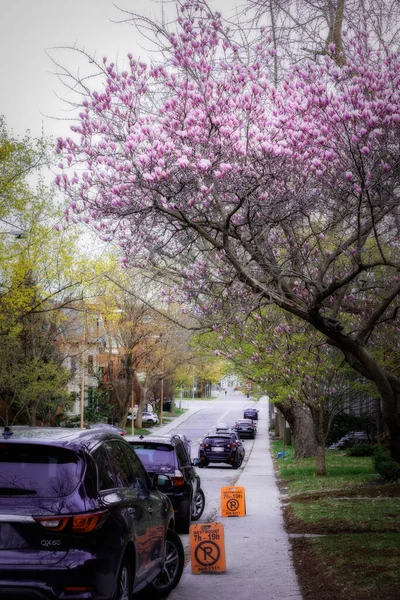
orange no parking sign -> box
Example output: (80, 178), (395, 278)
(189, 522), (226, 574)
(220, 486), (246, 517)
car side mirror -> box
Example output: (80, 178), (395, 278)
(192, 458), (201, 467)
(154, 474), (173, 493)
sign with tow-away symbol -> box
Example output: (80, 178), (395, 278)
(189, 523), (226, 574)
(220, 486), (246, 517)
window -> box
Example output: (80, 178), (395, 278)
(122, 444), (149, 492)
(131, 444), (177, 470)
(175, 443), (189, 467)
(87, 355), (94, 374)
(70, 356), (77, 375)
(92, 445), (117, 491)
(106, 441), (134, 488)
(0, 444), (82, 498)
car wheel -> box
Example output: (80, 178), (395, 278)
(113, 558), (131, 600)
(176, 507), (191, 534)
(145, 420), (154, 427)
(191, 488), (205, 521)
(147, 529), (184, 597)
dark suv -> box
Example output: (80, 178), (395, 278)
(126, 435), (205, 534)
(234, 418), (257, 439)
(243, 407), (259, 421)
(198, 432), (245, 469)
(0, 426), (184, 599)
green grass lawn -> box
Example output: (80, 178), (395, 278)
(273, 441), (400, 600)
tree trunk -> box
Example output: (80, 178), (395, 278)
(276, 399), (317, 459)
(27, 404), (37, 427)
(310, 404), (327, 476)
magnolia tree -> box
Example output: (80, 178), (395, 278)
(56, 1), (400, 459)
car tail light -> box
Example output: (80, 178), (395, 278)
(229, 443), (237, 449)
(171, 470), (185, 487)
(35, 510), (108, 533)
(199, 442), (205, 448)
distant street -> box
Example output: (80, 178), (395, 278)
(167, 390), (258, 527)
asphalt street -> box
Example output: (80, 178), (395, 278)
(157, 395), (303, 600)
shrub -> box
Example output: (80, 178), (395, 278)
(373, 446), (400, 483)
(347, 443), (377, 457)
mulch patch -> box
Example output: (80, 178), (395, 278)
(283, 483), (400, 599)
(291, 537), (400, 600)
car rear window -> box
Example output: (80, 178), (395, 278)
(203, 436), (230, 444)
(0, 444), (83, 498)
(130, 443), (177, 470)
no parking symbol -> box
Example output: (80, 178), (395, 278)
(190, 523), (226, 574)
(220, 486), (246, 517)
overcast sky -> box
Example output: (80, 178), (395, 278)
(1, 0), (240, 141)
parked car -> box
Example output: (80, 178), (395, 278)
(243, 406), (259, 421)
(198, 432), (245, 469)
(126, 435), (205, 534)
(89, 422), (126, 435)
(329, 431), (371, 449)
(214, 422), (231, 433)
(0, 425), (184, 599)
(170, 433), (192, 457)
(136, 411), (159, 426)
(233, 418), (257, 439)
(213, 426), (243, 446)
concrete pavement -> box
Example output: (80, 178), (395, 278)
(157, 397), (303, 600)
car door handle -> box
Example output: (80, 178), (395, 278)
(147, 505), (154, 514)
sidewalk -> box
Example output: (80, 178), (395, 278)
(162, 398), (303, 600)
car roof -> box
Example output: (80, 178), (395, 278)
(125, 435), (177, 447)
(236, 419), (254, 423)
(1, 426), (126, 453)
(244, 407), (258, 411)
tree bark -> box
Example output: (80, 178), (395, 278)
(276, 399), (317, 459)
(310, 404), (327, 476)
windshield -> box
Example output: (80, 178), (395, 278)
(0, 444), (83, 498)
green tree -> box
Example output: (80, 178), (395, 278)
(0, 120), (87, 425)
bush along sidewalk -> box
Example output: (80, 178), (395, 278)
(272, 442), (400, 600)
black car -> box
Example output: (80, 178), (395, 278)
(198, 432), (245, 469)
(234, 418), (257, 439)
(0, 426), (184, 600)
(126, 434), (205, 534)
(243, 407), (259, 421)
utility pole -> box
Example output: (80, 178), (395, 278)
(131, 375), (135, 435)
(159, 357), (164, 426)
(80, 318), (86, 429)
